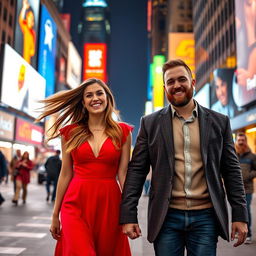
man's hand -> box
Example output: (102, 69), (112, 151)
(122, 223), (142, 240)
(231, 222), (248, 247)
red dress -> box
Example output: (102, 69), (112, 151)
(55, 122), (132, 256)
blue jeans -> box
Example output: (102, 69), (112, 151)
(154, 208), (218, 256)
(246, 193), (252, 237)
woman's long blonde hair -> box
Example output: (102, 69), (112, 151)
(36, 78), (122, 152)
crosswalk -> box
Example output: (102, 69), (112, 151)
(0, 216), (51, 255)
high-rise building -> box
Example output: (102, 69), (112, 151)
(193, 0), (236, 90)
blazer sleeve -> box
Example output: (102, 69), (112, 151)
(220, 116), (248, 223)
(120, 117), (150, 224)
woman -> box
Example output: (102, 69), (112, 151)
(12, 151), (33, 205)
(36, 78), (132, 256)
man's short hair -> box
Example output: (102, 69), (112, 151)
(56, 150), (61, 154)
(236, 132), (247, 140)
(162, 59), (193, 82)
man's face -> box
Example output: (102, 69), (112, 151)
(236, 136), (247, 147)
(164, 66), (195, 107)
(215, 77), (228, 106)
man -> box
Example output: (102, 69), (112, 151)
(10, 149), (22, 193)
(235, 132), (256, 244)
(44, 150), (61, 202)
(120, 59), (248, 256)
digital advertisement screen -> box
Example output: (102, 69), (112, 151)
(14, 0), (40, 68)
(38, 5), (57, 97)
(83, 43), (107, 82)
(67, 42), (82, 88)
(210, 68), (240, 118)
(1, 44), (46, 118)
(234, 0), (256, 107)
(194, 83), (210, 109)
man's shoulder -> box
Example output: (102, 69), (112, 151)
(199, 104), (228, 121)
(142, 107), (167, 121)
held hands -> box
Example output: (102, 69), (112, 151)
(231, 222), (248, 247)
(122, 223), (142, 240)
(50, 215), (61, 240)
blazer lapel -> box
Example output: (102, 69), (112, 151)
(159, 106), (175, 174)
(198, 104), (211, 167)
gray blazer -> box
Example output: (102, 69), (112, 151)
(120, 103), (248, 243)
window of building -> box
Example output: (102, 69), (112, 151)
(2, 31), (6, 43)
(11, 0), (14, 6)
(9, 14), (12, 27)
(177, 24), (185, 32)
(3, 7), (7, 21)
(7, 36), (11, 44)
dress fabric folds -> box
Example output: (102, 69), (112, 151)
(54, 122), (132, 256)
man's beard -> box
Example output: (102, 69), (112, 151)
(235, 144), (250, 155)
(166, 85), (194, 107)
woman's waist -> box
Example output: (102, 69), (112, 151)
(72, 174), (117, 180)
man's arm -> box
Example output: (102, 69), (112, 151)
(120, 117), (150, 239)
(220, 116), (248, 246)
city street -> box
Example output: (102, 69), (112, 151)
(0, 174), (255, 256)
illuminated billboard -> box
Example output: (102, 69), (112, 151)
(38, 5), (57, 97)
(168, 33), (195, 77)
(194, 83), (210, 109)
(234, 0), (256, 107)
(83, 43), (107, 82)
(153, 55), (165, 110)
(14, 0), (40, 68)
(1, 44), (46, 118)
(67, 42), (82, 88)
(15, 117), (43, 145)
(210, 68), (240, 118)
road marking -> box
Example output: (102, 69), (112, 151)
(17, 223), (50, 228)
(0, 247), (26, 254)
(0, 232), (46, 238)
(32, 216), (51, 220)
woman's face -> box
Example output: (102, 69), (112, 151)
(215, 77), (228, 106)
(83, 83), (108, 115)
(23, 152), (29, 159)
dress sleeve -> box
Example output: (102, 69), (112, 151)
(59, 124), (77, 141)
(119, 122), (134, 145)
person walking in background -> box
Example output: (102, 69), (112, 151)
(45, 150), (62, 202)
(0, 150), (7, 206)
(120, 59), (248, 256)
(12, 151), (33, 206)
(36, 78), (132, 256)
(235, 132), (256, 244)
(10, 149), (22, 193)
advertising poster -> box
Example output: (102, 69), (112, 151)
(168, 33), (195, 77)
(1, 44), (46, 118)
(38, 5), (57, 97)
(234, 0), (256, 107)
(210, 68), (240, 118)
(83, 43), (107, 82)
(14, 0), (40, 68)
(194, 83), (210, 109)
(67, 42), (82, 88)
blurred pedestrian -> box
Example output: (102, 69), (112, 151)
(36, 78), (132, 256)
(12, 151), (33, 205)
(0, 150), (7, 206)
(121, 59), (248, 256)
(10, 149), (22, 193)
(45, 150), (62, 202)
(235, 132), (256, 244)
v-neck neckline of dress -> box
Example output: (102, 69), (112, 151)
(87, 137), (109, 158)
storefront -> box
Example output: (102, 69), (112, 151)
(0, 110), (15, 161)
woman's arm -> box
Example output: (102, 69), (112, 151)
(50, 136), (73, 240)
(52, 137), (73, 217)
(117, 132), (132, 191)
